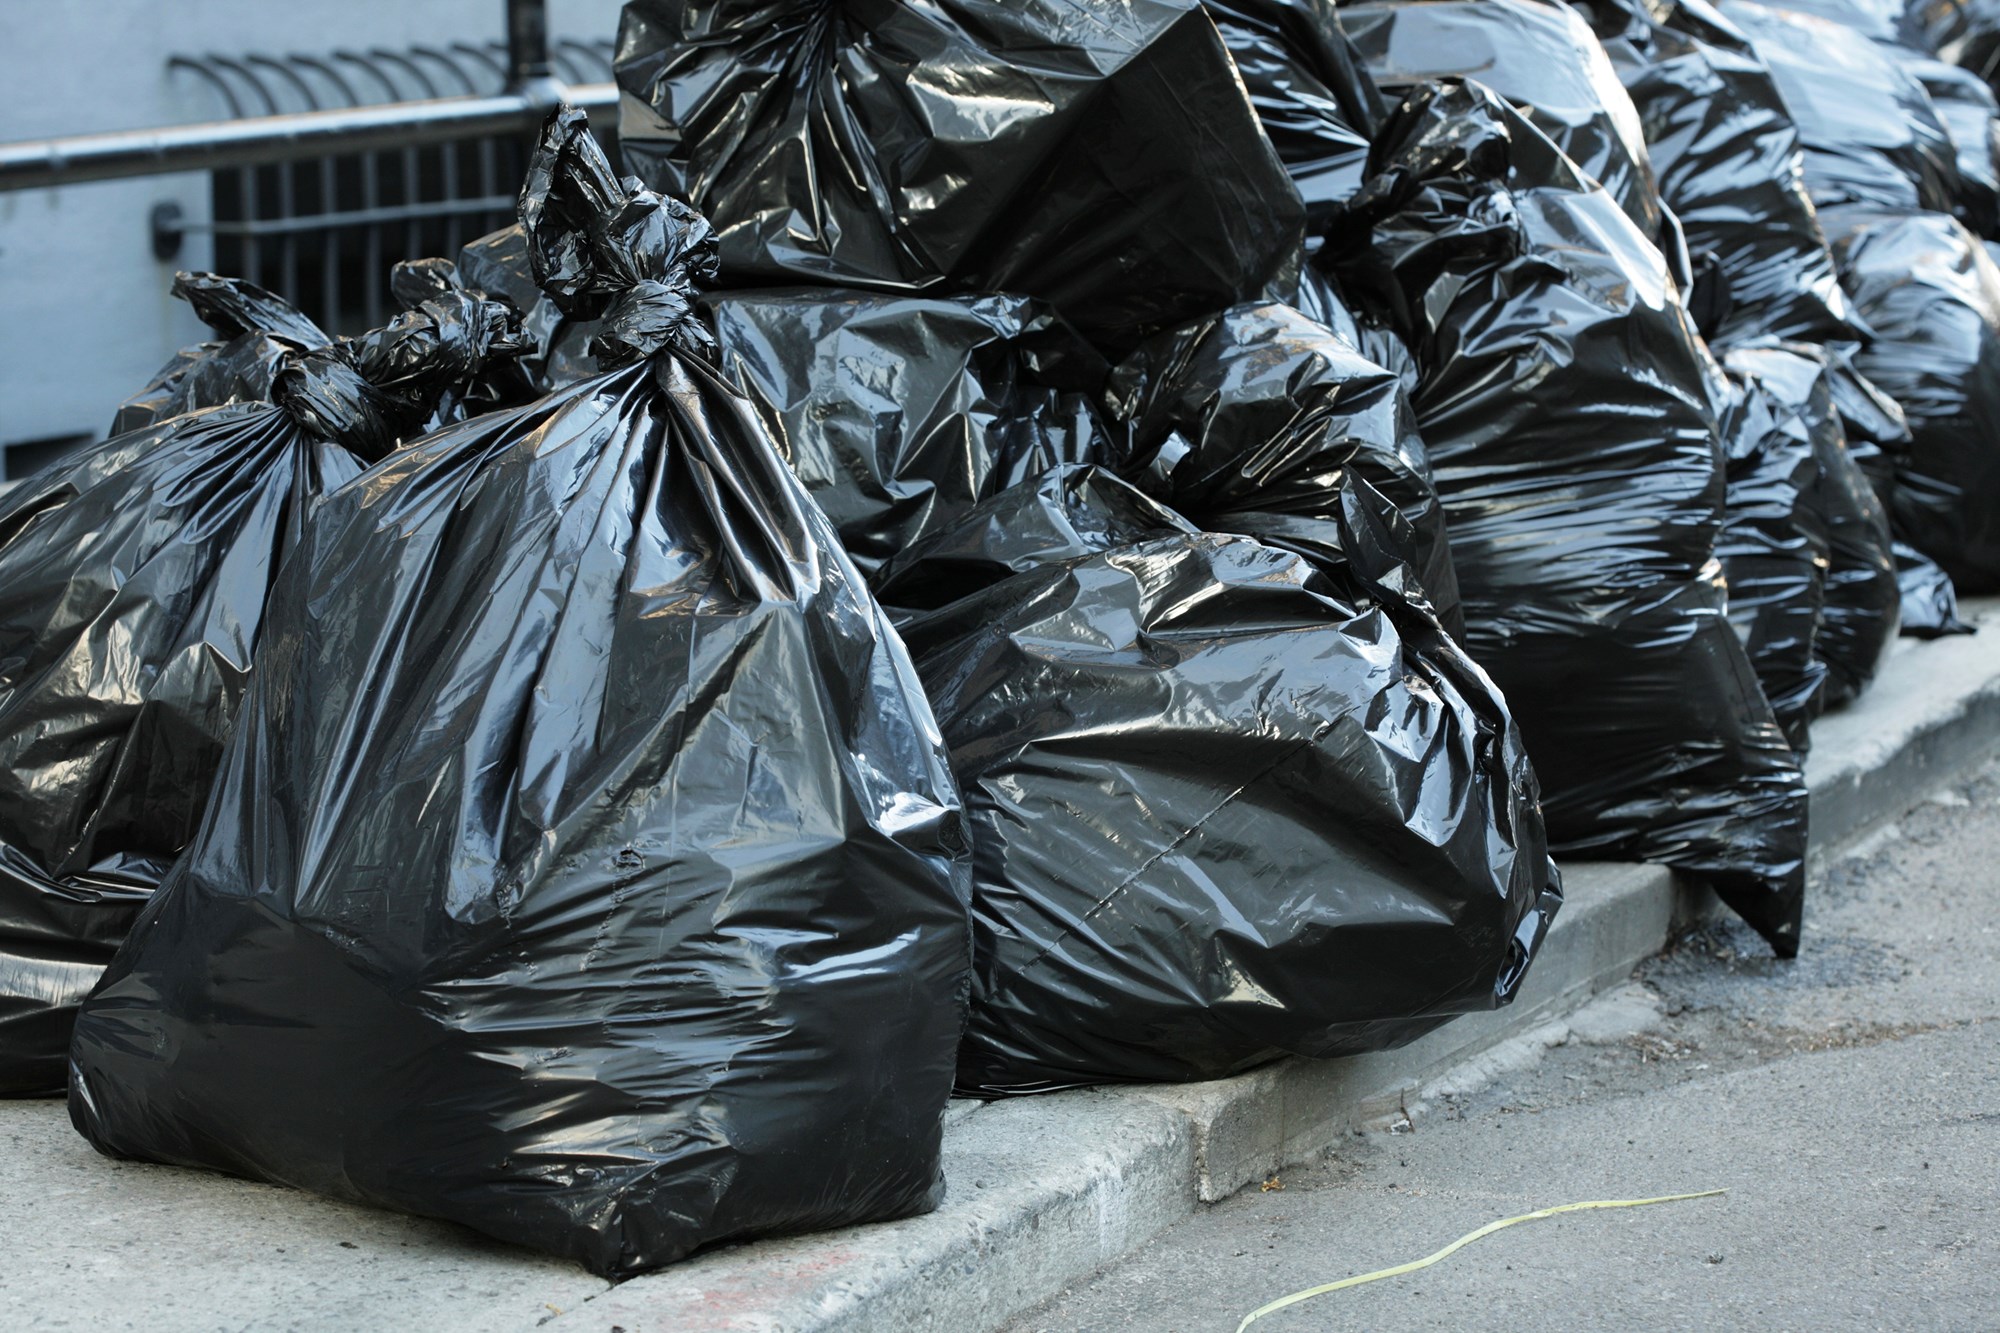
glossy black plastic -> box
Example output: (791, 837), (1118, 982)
(1323, 80), (1808, 955)
(1340, 0), (1665, 235)
(67, 110), (974, 1277)
(0, 277), (524, 1097)
(1204, 0), (1384, 217)
(1720, 0), (1961, 215)
(703, 290), (1105, 580)
(1101, 299), (1462, 633)
(1823, 203), (2000, 593)
(874, 464), (1559, 1092)
(1714, 353), (1832, 749)
(110, 273), (329, 434)
(1584, 0), (1866, 347)
(613, 0), (1305, 353)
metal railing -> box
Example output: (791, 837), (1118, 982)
(0, 0), (611, 193)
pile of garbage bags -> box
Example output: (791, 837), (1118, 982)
(0, 0), (1991, 1280)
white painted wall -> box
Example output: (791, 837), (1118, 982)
(0, 0), (624, 477)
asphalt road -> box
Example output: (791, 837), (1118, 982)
(1006, 753), (2000, 1333)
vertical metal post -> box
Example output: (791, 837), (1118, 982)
(506, 0), (552, 87)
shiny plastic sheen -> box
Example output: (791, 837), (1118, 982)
(613, 0), (1306, 353)
(66, 111), (974, 1277)
(1102, 300), (1462, 633)
(1340, 0), (1666, 236)
(1584, 0), (1866, 347)
(704, 290), (1105, 580)
(1324, 81), (1808, 955)
(0, 277), (525, 1097)
(1204, 0), (1384, 217)
(1824, 204), (2000, 593)
(875, 464), (1559, 1092)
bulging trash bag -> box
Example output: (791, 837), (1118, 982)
(1760, 0), (1941, 47)
(1904, 57), (2000, 237)
(1719, 341), (1902, 727)
(1805, 399), (1902, 707)
(1722, 0), (2000, 234)
(110, 274), (329, 434)
(1718, 0), (1961, 215)
(871, 463), (1559, 1092)
(1323, 80), (1808, 955)
(68, 109), (972, 1278)
(1339, 0), (1664, 236)
(1202, 0), (1384, 217)
(1100, 299), (1461, 631)
(613, 0), (1304, 352)
(1581, 0), (1865, 347)
(0, 276), (527, 1098)
(1714, 355), (1831, 748)
(1896, 539), (1978, 634)
(702, 290), (1105, 580)
(1823, 204), (2000, 592)
(1816, 341), (1976, 638)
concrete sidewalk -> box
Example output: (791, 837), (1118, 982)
(2, 600), (1996, 1333)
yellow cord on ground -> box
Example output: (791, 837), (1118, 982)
(1235, 1188), (1728, 1331)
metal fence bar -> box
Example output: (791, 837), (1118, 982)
(0, 83), (616, 193)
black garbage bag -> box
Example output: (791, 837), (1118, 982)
(1815, 340), (1976, 638)
(1904, 56), (2000, 237)
(1718, 0), (1961, 215)
(1822, 203), (2000, 592)
(1202, 0), (1384, 217)
(1896, 538), (1979, 634)
(1719, 341), (1902, 725)
(1713, 355), (1831, 749)
(701, 290), (1106, 580)
(1715, 0), (2000, 234)
(870, 463), (1559, 1092)
(68, 109), (973, 1278)
(1339, 0), (1664, 236)
(1758, 0), (1940, 46)
(613, 0), (1304, 353)
(110, 274), (329, 434)
(384, 258), (545, 414)
(1580, 0), (1866, 347)
(1800, 365), (1903, 709)
(0, 277), (527, 1098)
(1323, 80), (1808, 955)
(1100, 299), (1461, 631)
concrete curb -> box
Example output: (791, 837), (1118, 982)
(539, 597), (2000, 1333)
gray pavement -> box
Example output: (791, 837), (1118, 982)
(1004, 756), (2000, 1333)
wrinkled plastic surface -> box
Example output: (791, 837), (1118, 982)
(1720, 0), (1961, 214)
(68, 110), (973, 1278)
(1324, 80), (1808, 955)
(1101, 299), (1462, 633)
(0, 276), (524, 1098)
(1896, 538), (1978, 634)
(1340, 0), (1664, 235)
(703, 290), (1105, 580)
(1719, 341), (1901, 730)
(1904, 56), (2000, 236)
(1791, 348), (1903, 706)
(1714, 353), (1831, 748)
(614, 0), (1304, 352)
(1823, 204), (2000, 592)
(1204, 0), (1383, 216)
(110, 274), (329, 434)
(1585, 0), (1866, 346)
(1815, 340), (1975, 640)
(872, 463), (1558, 1092)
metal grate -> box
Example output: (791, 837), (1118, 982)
(161, 41), (616, 335)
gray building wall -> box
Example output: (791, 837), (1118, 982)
(0, 0), (624, 480)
